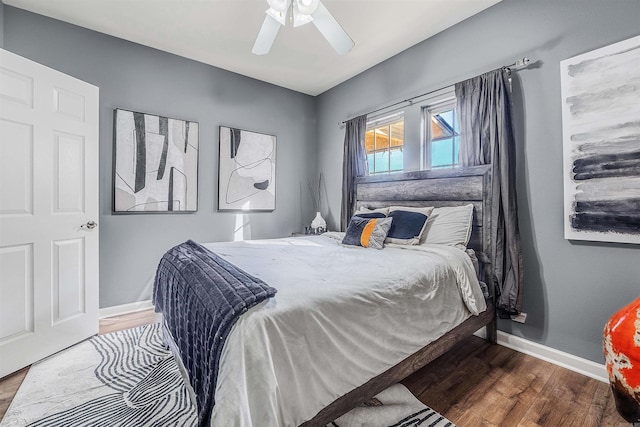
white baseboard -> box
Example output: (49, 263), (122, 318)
(475, 328), (608, 383)
(99, 300), (154, 319)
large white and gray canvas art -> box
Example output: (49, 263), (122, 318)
(218, 126), (276, 211)
(114, 109), (198, 212)
(561, 35), (640, 244)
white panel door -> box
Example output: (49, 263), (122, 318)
(0, 49), (99, 378)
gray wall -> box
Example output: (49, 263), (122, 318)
(316, 0), (640, 363)
(1, 1), (4, 47)
(4, 6), (317, 308)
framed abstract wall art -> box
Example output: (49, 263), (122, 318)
(218, 126), (276, 211)
(114, 109), (199, 213)
(561, 35), (640, 244)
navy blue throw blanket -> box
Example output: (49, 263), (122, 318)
(152, 240), (277, 426)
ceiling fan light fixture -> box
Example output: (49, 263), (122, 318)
(253, 0), (354, 55)
(292, 9), (313, 27)
(295, 0), (319, 16)
(266, 7), (287, 26)
(267, 0), (290, 13)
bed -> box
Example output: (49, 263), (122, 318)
(154, 165), (497, 426)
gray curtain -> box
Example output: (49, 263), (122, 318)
(455, 69), (523, 316)
(340, 115), (368, 231)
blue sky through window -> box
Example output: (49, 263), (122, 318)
(431, 109), (459, 168)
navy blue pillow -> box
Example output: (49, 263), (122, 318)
(386, 210), (429, 245)
(342, 217), (370, 246)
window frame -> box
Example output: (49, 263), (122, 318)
(365, 112), (405, 175)
(422, 98), (460, 170)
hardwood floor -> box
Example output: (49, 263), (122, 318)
(401, 335), (629, 427)
(98, 308), (162, 335)
(0, 367), (28, 422)
(0, 309), (629, 426)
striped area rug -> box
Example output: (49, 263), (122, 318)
(1, 324), (456, 427)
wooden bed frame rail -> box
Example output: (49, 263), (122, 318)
(301, 306), (495, 426)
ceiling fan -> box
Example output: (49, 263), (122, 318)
(252, 0), (355, 55)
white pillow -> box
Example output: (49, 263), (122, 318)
(421, 204), (474, 247)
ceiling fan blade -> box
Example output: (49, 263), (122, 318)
(311, 2), (354, 55)
(252, 15), (282, 55)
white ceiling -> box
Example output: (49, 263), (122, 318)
(5, 0), (502, 96)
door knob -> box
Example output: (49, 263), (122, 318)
(81, 221), (98, 230)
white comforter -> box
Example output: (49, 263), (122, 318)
(203, 233), (486, 426)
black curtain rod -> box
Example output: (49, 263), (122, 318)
(339, 57), (531, 126)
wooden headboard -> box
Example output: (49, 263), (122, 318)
(354, 165), (492, 263)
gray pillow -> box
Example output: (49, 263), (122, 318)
(422, 204), (474, 247)
(342, 217), (393, 249)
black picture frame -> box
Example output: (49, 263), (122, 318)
(218, 126), (276, 212)
(113, 108), (199, 213)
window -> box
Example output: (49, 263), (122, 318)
(365, 114), (404, 175)
(424, 100), (460, 169)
